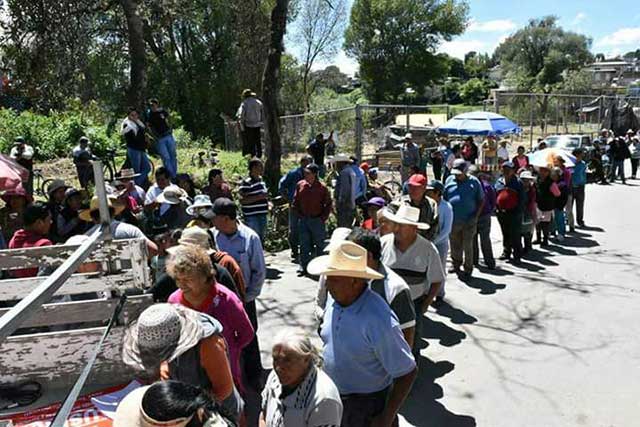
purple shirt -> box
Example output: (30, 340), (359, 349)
(480, 179), (497, 217)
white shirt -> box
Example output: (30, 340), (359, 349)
(497, 146), (510, 161)
(262, 367), (342, 427)
(144, 183), (170, 215)
(381, 233), (445, 300)
(238, 97), (264, 129)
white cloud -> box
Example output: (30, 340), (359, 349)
(312, 49), (359, 76)
(468, 19), (517, 33)
(571, 12), (587, 26)
(596, 27), (640, 47)
(439, 40), (487, 59)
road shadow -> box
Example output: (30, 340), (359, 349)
(579, 225), (605, 233)
(401, 356), (476, 427)
(523, 249), (559, 266)
(422, 316), (467, 347)
(477, 266), (515, 276)
(560, 234), (600, 248)
(544, 244), (578, 256)
(434, 300), (478, 325)
(266, 267), (283, 280)
(460, 276), (507, 295)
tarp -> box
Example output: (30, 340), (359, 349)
(437, 111), (522, 136)
(394, 114), (448, 128)
(602, 101), (640, 136)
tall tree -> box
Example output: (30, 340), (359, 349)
(344, 0), (468, 102)
(289, 0), (347, 110)
(262, 0), (290, 188)
(120, 0), (147, 108)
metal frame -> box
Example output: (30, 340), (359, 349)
(0, 161), (112, 343)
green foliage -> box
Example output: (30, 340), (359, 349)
(344, 0), (469, 102)
(459, 78), (489, 105)
(443, 80), (462, 104)
(557, 70), (593, 94)
(464, 51), (493, 79)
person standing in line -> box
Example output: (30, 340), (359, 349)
(239, 158), (269, 242)
(512, 146), (530, 170)
(333, 155), (357, 228)
(494, 161), (525, 264)
(425, 180), (453, 302)
(121, 106), (151, 187)
(550, 167), (569, 242)
(535, 166), (555, 247)
(238, 89), (264, 158)
(609, 137), (630, 184)
(444, 159), (485, 279)
(400, 133), (420, 182)
(469, 166), (496, 270)
(519, 170), (537, 254)
(497, 139), (510, 165)
(630, 136), (640, 179)
(570, 148), (587, 229)
(146, 98), (178, 178)
(309, 241), (417, 427)
(461, 137), (479, 164)
(278, 155), (312, 261)
(72, 136), (95, 189)
(293, 163), (332, 276)
(393, 173), (439, 241)
(212, 198), (266, 395)
(380, 205), (444, 361)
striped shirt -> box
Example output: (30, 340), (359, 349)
(239, 176), (269, 217)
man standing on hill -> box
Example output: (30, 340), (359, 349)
(121, 107), (151, 187)
(237, 89), (264, 158)
(146, 98), (177, 178)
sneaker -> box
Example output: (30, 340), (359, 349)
(557, 235), (565, 242)
(498, 253), (510, 260)
(296, 267), (306, 277)
(448, 266), (460, 274)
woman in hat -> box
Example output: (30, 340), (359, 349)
(186, 195), (215, 229)
(156, 185), (192, 229)
(261, 329), (342, 427)
(123, 304), (243, 421)
(166, 244), (254, 396)
(56, 187), (88, 242)
(362, 197), (386, 231)
(114, 380), (234, 427)
(0, 185), (31, 245)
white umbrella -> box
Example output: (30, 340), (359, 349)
(528, 148), (576, 168)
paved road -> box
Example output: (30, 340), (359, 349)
(256, 179), (640, 427)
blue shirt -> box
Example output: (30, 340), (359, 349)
(335, 165), (356, 208)
(351, 164), (367, 199)
(213, 223), (266, 302)
(444, 175), (484, 224)
(321, 289), (416, 395)
(433, 199), (453, 248)
(572, 161), (587, 187)
(278, 167), (304, 201)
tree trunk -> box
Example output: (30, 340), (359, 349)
(120, 0), (147, 109)
(262, 0), (289, 190)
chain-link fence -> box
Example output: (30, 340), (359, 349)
(494, 92), (640, 149)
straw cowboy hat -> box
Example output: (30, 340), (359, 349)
(117, 168), (141, 180)
(166, 226), (215, 256)
(78, 195), (125, 222)
(122, 304), (205, 372)
(328, 153), (351, 164)
(307, 241), (383, 280)
(383, 205), (430, 230)
(156, 185), (189, 205)
(186, 194), (213, 217)
(113, 385), (229, 427)
(324, 227), (353, 253)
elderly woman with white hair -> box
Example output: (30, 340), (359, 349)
(260, 329), (342, 427)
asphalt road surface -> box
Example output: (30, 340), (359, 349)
(257, 177), (640, 427)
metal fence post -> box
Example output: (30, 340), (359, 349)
(446, 104), (451, 119)
(92, 160), (112, 241)
(355, 104), (363, 161)
(405, 104), (410, 133)
(578, 97), (583, 134)
(529, 94), (535, 150)
(494, 93), (500, 114)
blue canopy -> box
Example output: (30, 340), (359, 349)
(437, 111), (522, 136)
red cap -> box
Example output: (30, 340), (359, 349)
(408, 174), (427, 187)
(360, 162), (370, 172)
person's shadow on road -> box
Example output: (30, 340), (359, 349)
(401, 356), (477, 427)
(433, 300), (478, 325)
(460, 276), (507, 295)
(421, 316), (467, 347)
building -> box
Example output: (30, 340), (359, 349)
(584, 59), (640, 88)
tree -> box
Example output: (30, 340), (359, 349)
(279, 54), (306, 114)
(262, 0), (290, 188)
(459, 78), (488, 105)
(120, 0), (147, 108)
(344, 0), (468, 102)
(289, 0), (347, 110)
(443, 80), (462, 104)
(464, 51), (492, 79)
(311, 65), (350, 92)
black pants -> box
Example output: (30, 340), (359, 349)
(341, 388), (390, 427)
(631, 158), (639, 177)
(572, 185), (585, 225)
(497, 210), (522, 259)
(242, 300), (264, 390)
(432, 158), (443, 181)
(242, 127), (262, 158)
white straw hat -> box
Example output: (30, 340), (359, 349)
(307, 241), (384, 280)
(156, 185), (189, 205)
(382, 205), (430, 230)
(324, 227), (352, 252)
(166, 227), (215, 255)
(186, 194), (214, 217)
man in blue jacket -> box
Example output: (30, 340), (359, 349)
(278, 155), (312, 260)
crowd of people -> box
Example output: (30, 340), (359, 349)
(2, 98), (639, 427)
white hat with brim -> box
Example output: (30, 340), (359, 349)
(122, 304), (204, 372)
(307, 241), (384, 280)
(156, 185), (189, 205)
(328, 154), (351, 163)
(519, 171), (535, 181)
(324, 227), (352, 252)
(166, 227), (215, 256)
(382, 205), (430, 230)
(113, 386), (193, 427)
(186, 195), (214, 217)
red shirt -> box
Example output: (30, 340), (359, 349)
(8, 229), (53, 278)
(293, 180), (332, 222)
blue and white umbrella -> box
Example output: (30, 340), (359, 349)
(437, 111), (522, 136)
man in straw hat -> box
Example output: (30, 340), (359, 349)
(237, 89), (264, 158)
(380, 205), (444, 357)
(122, 303), (243, 421)
(81, 195), (157, 256)
(309, 241), (417, 427)
(117, 168), (146, 205)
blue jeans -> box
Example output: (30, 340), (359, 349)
(245, 214), (267, 242)
(612, 160), (625, 181)
(155, 134), (178, 178)
(127, 147), (151, 186)
(288, 209), (300, 257)
(299, 217), (326, 270)
(554, 208), (566, 237)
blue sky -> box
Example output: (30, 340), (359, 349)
(306, 0), (640, 75)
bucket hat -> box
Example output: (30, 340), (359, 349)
(382, 205), (430, 230)
(307, 241), (384, 280)
(166, 227), (215, 256)
(186, 195), (213, 217)
(122, 304), (204, 372)
(156, 185), (188, 205)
